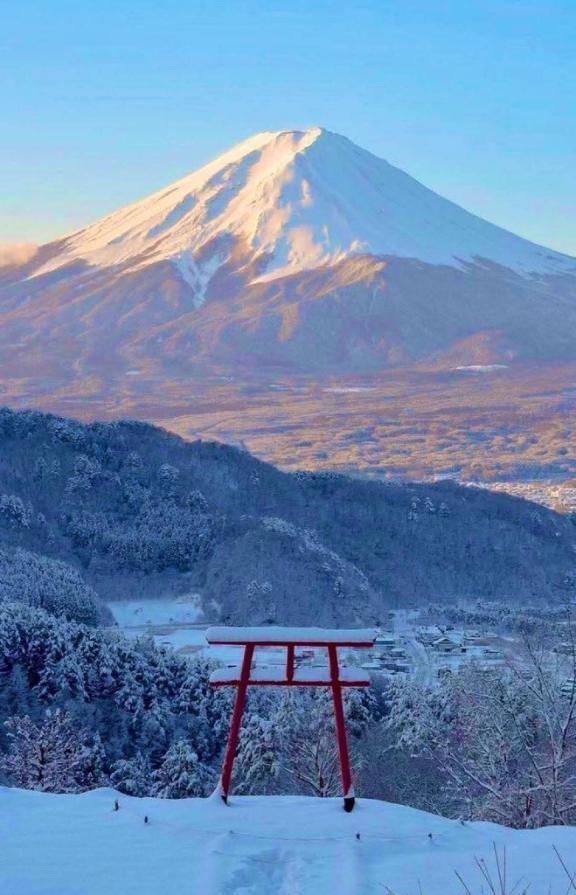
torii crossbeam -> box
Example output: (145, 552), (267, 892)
(206, 626), (376, 812)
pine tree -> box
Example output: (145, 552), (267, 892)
(235, 712), (279, 794)
(0, 709), (102, 792)
(152, 740), (214, 798)
(110, 752), (153, 797)
(0, 665), (40, 723)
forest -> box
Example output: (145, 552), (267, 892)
(1, 407), (576, 626)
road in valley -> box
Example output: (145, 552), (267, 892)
(392, 609), (435, 687)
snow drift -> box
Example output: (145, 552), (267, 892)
(2, 787), (576, 894)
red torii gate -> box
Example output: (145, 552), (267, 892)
(206, 626), (376, 812)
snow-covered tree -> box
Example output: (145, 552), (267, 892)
(386, 639), (576, 828)
(0, 709), (103, 792)
(235, 712), (279, 794)
(0, 603), (231, 794)
(0, 665), (40, 723)
(0, 547), (109, 626)
(152, 740), (214, 798)
(0, 494), (31, 528)
(110, 752), (153, 797)
(273, 690), (341, 798)
(233, 686), (374, 799)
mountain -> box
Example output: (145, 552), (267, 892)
(1, 408), (575, 623)
(2, 129), (576, 485)
(12, 127), (576, 281)
(1, 127), (576, 386)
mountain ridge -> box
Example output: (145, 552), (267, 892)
(1, 407), (575, 624)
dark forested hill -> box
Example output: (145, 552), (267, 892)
(0, 407), (574, 624)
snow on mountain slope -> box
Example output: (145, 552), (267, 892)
(2, 787), (576, 895)
(31, 127), (575, 283)
(2, 127), (576, 396)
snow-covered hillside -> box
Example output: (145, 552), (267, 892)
(31, 127), (575, 282)
(2, 787), (575, 894)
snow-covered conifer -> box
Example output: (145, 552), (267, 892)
(152, 740), (214, 798)
(0, 709), (101, 793)
(235, 713), (279, 794)
(110, 752), (153, 797)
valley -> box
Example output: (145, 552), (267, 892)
(3, 360), (575, 490)
(107, 598), (571, 692)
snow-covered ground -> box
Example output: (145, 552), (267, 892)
(2, 787), (576, 894)
(108, 597), (204, 630)
(107, 598), (228, 656)
(107, 600), (288, 665)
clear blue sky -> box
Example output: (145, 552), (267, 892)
(1, 0), (574, 254)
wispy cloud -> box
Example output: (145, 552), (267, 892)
(0, 242), (38, 267)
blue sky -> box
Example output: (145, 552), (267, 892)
(1, 0), (574, 254)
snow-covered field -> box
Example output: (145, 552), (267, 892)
(107, 598), (219, 655)
(107, 600), (285, 664)
(2, 787), (576, 894)
(108, 597), (204, 629)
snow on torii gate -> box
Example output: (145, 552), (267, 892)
(206, 626), (376, 812)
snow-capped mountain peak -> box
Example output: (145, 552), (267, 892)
(33, 127), (575, 285)
(4, 127), (576, 393)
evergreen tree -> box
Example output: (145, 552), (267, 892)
(110, 752), (153, 796)
(0, 709), (103, 792)
(235, 712), (279, 794)
(152, 740), (214, 798)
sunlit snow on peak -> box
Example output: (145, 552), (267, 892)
(31, 127), (575, 287)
